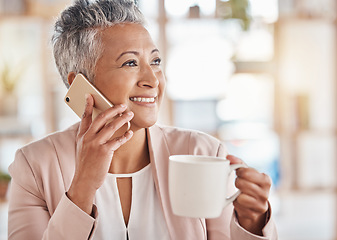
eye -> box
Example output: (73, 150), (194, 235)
(122, 60), (137, 67)
(151, 58), (162, 66)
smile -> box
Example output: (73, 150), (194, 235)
(130, 97), (156, 103)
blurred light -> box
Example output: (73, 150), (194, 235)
(165, 0), (191, 18)
(138, 0), (158, 19)
(219, 121), (271, 140)
(235, 27), (274, 61)
(165, 0), (216, 18)
(167, 35), (234, 100)
(197, 0), (216, 16)
(250, 0), (278, 23)
(216, 74), (274, 122)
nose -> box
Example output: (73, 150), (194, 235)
(138, 64), (159, 88)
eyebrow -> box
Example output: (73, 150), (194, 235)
(151, 49), (159, 54)
(116, 49), (160, 61)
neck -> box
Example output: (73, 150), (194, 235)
(109, 128), (150, 174)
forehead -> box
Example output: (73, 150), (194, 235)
(99, 23), (156, 54)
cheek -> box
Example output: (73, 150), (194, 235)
(98, 80), (130, 103)
(158, 73), (166, 92)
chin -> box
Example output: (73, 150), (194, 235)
(131, 117), (158, 130)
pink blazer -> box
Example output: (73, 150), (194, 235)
(8, 123), (277, 239)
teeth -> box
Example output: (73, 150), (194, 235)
(130, 97), (155, 103)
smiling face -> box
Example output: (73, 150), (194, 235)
(93, 23), (166, 130)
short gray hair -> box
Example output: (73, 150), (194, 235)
(52, 0), (145, 88)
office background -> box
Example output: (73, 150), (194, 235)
(0, 0), (336, 239)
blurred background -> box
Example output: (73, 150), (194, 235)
(0, 0), (336, 239)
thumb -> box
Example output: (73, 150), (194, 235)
(226, 154), (244, 165)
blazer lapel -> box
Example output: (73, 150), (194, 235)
(147, 125), (206, 239)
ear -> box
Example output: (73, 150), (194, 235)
(67, 72), (76, 86)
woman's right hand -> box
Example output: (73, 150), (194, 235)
(67, 94), (134, 215)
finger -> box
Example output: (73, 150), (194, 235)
(236, 168), (272, 189)
(96, 111), (134, 144)
(235, 177), (270, 202)
(87, 104), (128, 135)
(234, 193), (269, 214)
(78, 93), (94, 137)
(227, 154), (244, 165)
(105, 129), (134, 151)
(233, 200), (266, 220)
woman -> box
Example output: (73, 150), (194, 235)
(8, 0), (277, 239)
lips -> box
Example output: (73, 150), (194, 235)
(129, 97), (156, 103)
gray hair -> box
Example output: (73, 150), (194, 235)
(52, 0), (145, 88)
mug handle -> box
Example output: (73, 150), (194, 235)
(223, 163), (248, 208)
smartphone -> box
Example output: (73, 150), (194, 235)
(64, 73), (130, 131)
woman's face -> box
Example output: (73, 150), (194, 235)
(94, 23), (166, 130)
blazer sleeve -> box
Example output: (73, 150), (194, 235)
(206, 143), (278, 240)
(8, 149), (97, 240)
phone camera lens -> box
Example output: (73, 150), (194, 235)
(66, 97), (70, 102)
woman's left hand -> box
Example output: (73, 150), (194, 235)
(227, 155), (272, 236)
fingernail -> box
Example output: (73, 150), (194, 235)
(126, 111), (134, 116)
(120, 104), (127, 108)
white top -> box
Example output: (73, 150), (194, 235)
(92, 164), (170, 240)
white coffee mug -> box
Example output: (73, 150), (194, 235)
(169, 155), (247, 218)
